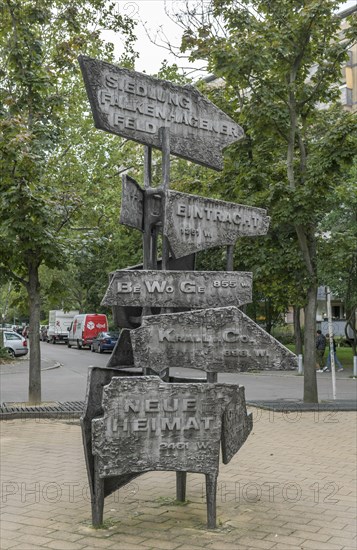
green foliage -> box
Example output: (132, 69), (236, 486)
(0, 0), (137, 287)
(155, 60), (192, 84)
(0, 346), (14, 363)
(317, 158), (357, 309)
(155, 496), (191, 506)
(179, 0), (357, 295)
(0, 0), (139, 400)
(177, 0), (357, 400)
(271, 325), (297, 346)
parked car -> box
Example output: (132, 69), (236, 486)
(91, 331), (119, 353)
(1, 330), (28, 357)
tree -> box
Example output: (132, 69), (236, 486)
(177, 0), (357, 401)
(0, 0), (136, 402)
(318, 158), (357, 355)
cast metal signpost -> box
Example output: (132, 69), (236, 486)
(130, 306), (297, 374)
(90, 376), (252, 527)
(101, 270), (252, 309)
(119, 175), (144, 231)
(119, 180), (270, 258)
(110, 254), (197, 329)
(79, 56), (297, 530)
(78, 56), (244, 171)
(164, 190), (270, 257)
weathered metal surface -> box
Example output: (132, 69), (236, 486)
(101, 270), (252, 309)
(105, 329), (134, 369)
(221, 386), (253, 464)
(120, 175), (144, 231)
(78, 56), (244, 171)
(119, 175), (164, 233)
(81, 367), (143, 502)
(164, 190), (270, 258)
(91, 376), (246, 478)
(130, 306), (297, 374)
(111, 255), (196, 329)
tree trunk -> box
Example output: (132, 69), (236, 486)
(293, 306), (303, 355)
(303, 285), (318, 403)
(265, 298), (273, 334)
(27, 260), (41, 403)
(1, 281), (12, 347)
(345, 308), (356, 356)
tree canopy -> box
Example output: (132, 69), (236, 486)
(176, 0), (357, 401)
(0, 0), (138, 401)
(1, 0), (356, 405)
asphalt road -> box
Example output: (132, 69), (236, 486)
(0, 341), (109, 403)
(0, 341), (356, 404)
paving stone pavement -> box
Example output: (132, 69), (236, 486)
(0, 410), (356, 550)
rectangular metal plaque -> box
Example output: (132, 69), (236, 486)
(221, 387), (253, 464)
(111, 255), (196, 329)
(120, 175), (144, 231)
(92, 377), (246, 478)
(79, 56), (244, 170)
(164, 190), (270, 257)
(81, 366), (141, 501)
(101, 270), (252, 309)
(130, 306), (297, 373)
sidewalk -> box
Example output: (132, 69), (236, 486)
(1, 410), (356, 550)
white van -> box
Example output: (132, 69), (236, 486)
(47, 310), (79, 344)
(67, 314), (108, 349)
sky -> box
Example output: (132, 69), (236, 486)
(106, 1), (195, 75)
(107, 0), (357, 77)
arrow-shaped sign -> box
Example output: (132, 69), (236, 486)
(79, 56), (244, 170)
(101, 270), (252, 309)
(119, 178), (270, 258)
(130, 306), (297, 374)
(164, 190), (270, 258)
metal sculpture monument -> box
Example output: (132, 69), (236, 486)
(79, 56), (297, 529)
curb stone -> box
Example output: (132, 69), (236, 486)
(1, 398), (356, 420)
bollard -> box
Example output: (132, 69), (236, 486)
(298, 354), (303, 374)
(353, 355), (357, 377)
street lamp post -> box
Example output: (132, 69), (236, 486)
(326, 287), (336, 400)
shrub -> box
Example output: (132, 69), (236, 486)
(0, 346), (13, 364)
(271, 326), (296, 346)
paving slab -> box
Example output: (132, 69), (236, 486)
(1, 408), (356, 549)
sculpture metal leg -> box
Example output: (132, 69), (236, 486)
(92, 456), (104, 527)
(205, 473), (218, 529)
(176, 471), (187, 502)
